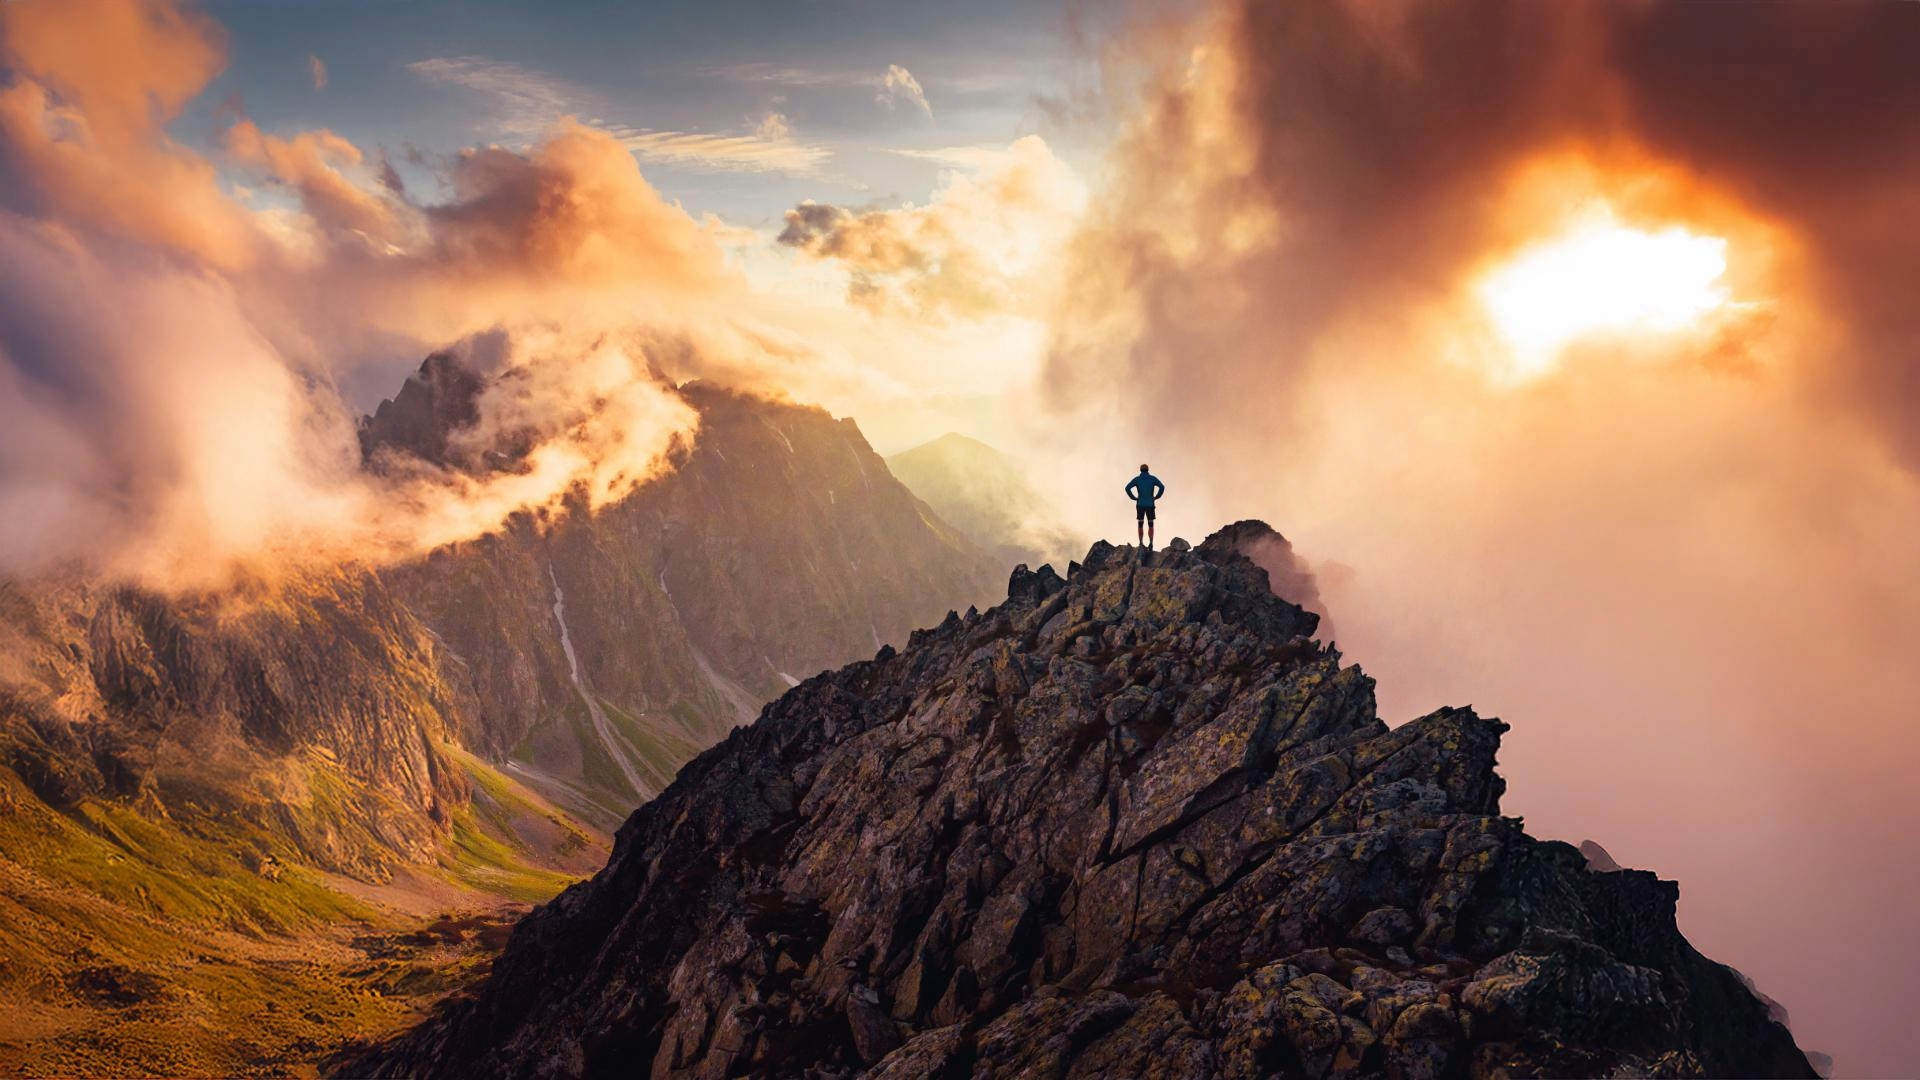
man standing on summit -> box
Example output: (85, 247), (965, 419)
(1126, 464), (1165, 550)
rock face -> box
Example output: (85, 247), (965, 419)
(0, 571), (471, 879)
(364, 523), (1813, 1078)
(1201, 519), (1336, 642)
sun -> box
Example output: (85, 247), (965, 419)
(1477, 204), (1731, 378)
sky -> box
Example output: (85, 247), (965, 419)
(2, 1), (1918, 1074)
(196, 0), (1117, 228)
(153, 0), (1140, 438)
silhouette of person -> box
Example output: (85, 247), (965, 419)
(1126, 464), (1165, 549)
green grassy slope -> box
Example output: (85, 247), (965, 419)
(0, 746), (605, 1077)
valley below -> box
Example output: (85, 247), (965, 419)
(0, 743), (603, 1077)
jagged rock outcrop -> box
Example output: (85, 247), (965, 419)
(1200, 520), (1335, 642)
(362, 523), (1813, 1078)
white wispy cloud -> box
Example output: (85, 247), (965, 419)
(307, 54), (328, 92)
(893, 145), (1015, 171)
(701, 62), (862, 88)
(879, 64), (933, 119)
(707, 61), (936, 120)
(603, 125), (830, 177)
(751, 111), (792, 141)
(408, 55), (831, 176)
(406, 55), (577, 135)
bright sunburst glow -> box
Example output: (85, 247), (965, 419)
(1478, 206), (1731, 377)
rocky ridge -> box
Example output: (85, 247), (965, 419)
(364, 523), (1813, 1078)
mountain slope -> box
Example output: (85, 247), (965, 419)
(0, 367), (1000, 1074)
(886, 432), (1084, 571)
(365, 522), (1812, 1079)
(380, 379), (1002, 826)
(0, 572), (597, 1075)
(0, 571), (477, 880)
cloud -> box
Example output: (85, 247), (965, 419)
(307, 53), (326, 92)
(751, 111), (791, 142)
(0, 3), (1071, 593)
(879, 64), (933, 119)
(893, 145), (1024, 171)
(406, 55), (576, 136)
(407, 55), (832, 176)
(0, 0), (257, 267)
(702, 63), (866, 89)
(701, 63), (855, 88)
(706, 60), (935, 122)
(777, 135), (1082, 319)
(603, 124), (829, 177)
(0, 2), (764, 590)
(225, 118), (398, 239)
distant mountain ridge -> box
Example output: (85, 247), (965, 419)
(886, 432), (1085, 572)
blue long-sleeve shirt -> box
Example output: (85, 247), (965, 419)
(1125, 472), (1165, 507)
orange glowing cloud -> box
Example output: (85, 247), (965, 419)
(0, 0), (1089, 590)
(0, 0), (747, 590)
(776, 135), (1085, 320)
(1475, 210), (1730, 378)
(226, 120), (402, 242)
(0, 0), (258, 266)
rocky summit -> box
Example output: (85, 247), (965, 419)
(364, 522), (1814, 1079)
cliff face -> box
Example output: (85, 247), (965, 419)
(366, 523), (1813, 1080)
(0, 571), (470, 879)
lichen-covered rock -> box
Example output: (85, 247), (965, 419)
(359, 524), (1816, 1079)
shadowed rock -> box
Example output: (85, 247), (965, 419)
(357, 523), (1815, 1079)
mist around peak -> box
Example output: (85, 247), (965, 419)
(887, 431), (1087, 571)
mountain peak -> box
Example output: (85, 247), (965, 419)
(362, 522), (1812, 1079)
(903, 431), (1004, 457)
(359, 351), (487, 469)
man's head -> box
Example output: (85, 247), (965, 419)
(1140, 464), (1150, 473)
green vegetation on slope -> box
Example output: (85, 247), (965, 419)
(0, 744), (605, 1077)
(439, 748), (600, 905)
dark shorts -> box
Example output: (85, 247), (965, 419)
(1136, 504), (1155, 523)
